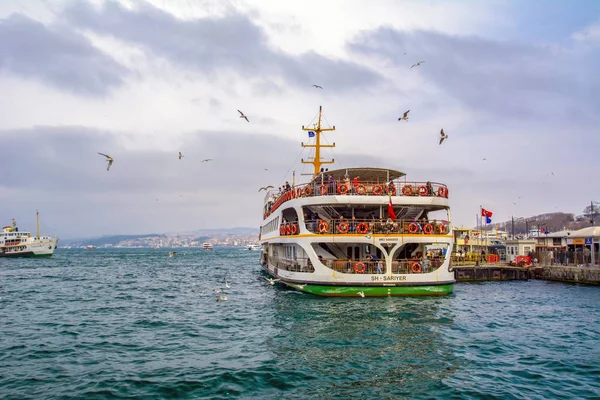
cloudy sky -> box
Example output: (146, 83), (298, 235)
(1, 0), (599, 238)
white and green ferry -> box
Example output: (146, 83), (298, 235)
(258, 107), (454, 297)
(1, 211), (59, 258)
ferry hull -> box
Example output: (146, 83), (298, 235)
(287, 282), (454, 297)
(1, 251), (54, 258)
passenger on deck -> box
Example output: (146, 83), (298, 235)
(426, 181), (434, 196)
(352, 176), (360, 193)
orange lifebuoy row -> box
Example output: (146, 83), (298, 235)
(280, 223), (299, 236)
(407, 222), (447, 234)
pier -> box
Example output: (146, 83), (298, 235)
(453, 265), (533, 282)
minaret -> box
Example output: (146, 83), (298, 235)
(301, 106), (336, 175)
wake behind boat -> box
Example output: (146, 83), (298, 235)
(0, 211), (59, 258)
(246, 244), (261, 251)
(258, 107), (455, 297)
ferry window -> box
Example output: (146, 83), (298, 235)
(346, 247), (353, 259)
(354, 247), (360, 260)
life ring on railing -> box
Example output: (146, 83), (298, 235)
(437, 187), (446, 197)
(372, 185), (383, 195)
(337, 184), (349, 195)
(319, 184), (328, 195)
(354, 262), (366, 274)
(385, 184), (397, 195)
(337, 221), (349, 234)
(408, 222), (419, 234)
(402, 185), (413, 196)
(423, 224), (433, 235)
(280, 226), (285, 235)
(418, 186), (428, 196)
(297, 188), (303, 198)
(286, 224), (291, 235)
(356, 184), (366, 195)
(437, 224), (446, 234)
(304, 186), (313, 196)
(356, 222), (369, 234)
(411, 262), (422, 273)
(291, 223), (298, 235)
(318, 220), (329, 233)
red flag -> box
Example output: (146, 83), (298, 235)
(481, 208), (493, 218)
(388, 198), (397, 221)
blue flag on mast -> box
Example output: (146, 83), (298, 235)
(308, 131), (315, 138)
(486, 216), (492, 224)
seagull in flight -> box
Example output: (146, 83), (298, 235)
(398, 110), (410, 121)
(264, 277), (280, 285)
(178, 152), (184, 160)
(550, 172), (554, 176)
(411, 61), (426, 69)
(312, 84), (323, 89)
(168, 251), (176, 257)
(439, 129), (448, 145)
(482, 158), (487, 161)
(357, 291), (365, 298)
(238, 110), (250, 122)
(258, 185), (274, 192)
(225, 280), (231, 289)
(97, 152), (114, 171)
(201, 159), (213, 163)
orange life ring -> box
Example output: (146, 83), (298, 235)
(408, 222), (419, 233)
(437, 187), (446, 197)
(437, 224), (446, 234)
(337, 221), (349, 234)
(337, 184), (349, 195)
(418, 186), (428, 196)
(297, 188), (303, 198)
(411, 262), (422, 273)
(446, 188), (449, 198)
(402, 185), (413, 196)
(319, 184), (328, 195)
(318, 220), (329, 233)
(304, 186), (313, 196)
(423, 224), (433, 235)
(280, 226), (285, 235)
(354, 262), (366, 274)
(355, 184), (366, 195)
(356, 222), (369, 234)
(291, 223), (298, 235)
(372, 185), (383, 195)
(286, 224), (291, 235)
(385, 184), (397, 195)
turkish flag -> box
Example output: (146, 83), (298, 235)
(388, 198), (397, 221)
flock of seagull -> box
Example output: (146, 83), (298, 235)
(96, 151), (213, 171)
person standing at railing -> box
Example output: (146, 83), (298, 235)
(328, 175), (336, 194)
(352, 176), (360, 193)
(426, 181), (434, 196)
(350, 215), (357, 233)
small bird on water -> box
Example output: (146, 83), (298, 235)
(217, 296), (228, 302)
(168, 251), (176, 257)
(398, 110), (410, 121)
(238, 110), (250, 122)
(264, 277), (280, 285)
(439, 129), (448, 145)
(97, 152), (114, 171)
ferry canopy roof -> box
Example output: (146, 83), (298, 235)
(309, 167), (405, 184)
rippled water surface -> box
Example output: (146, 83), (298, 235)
(1, 248), (599, 399)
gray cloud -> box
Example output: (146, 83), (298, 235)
(348, 28), (600, 122)
(0, 13), (128, 96)
(62, 1), (383, 92)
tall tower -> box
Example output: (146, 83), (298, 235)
(301, 106), (336, 175)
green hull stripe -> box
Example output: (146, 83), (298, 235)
(285, 282), (454, 297)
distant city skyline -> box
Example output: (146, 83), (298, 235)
(1, 0), (598, 238)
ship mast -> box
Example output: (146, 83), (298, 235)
(36, 210), (40, 239)
(301, 106), (336, 175)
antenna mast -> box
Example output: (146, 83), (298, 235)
(36, 210), (40, 238)
(301, 106), (336, 175)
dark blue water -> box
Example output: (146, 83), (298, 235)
(1, 249), (599, 399)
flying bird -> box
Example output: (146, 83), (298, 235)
(551, 172), (554, 176)
(264, 277), (280, 285)
(258, 185), (274, 192)
(225, 280), (231, 289)
(178, 152), (184, 160)
(398, 110), (410, 121)
(411, 61), (425, 69)
(97, 152), (114, 171)
(357, 291), (365, 298)
(439, 129), (448, 145)
(168, 251), (176, 257)
(312, 84), (323, 89)
(482, 158), (487, 161)
(238, 110), (250, 122)
(201, 159), (213, 163)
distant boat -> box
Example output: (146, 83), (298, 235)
(246, 244), (261, 251)
(1, 211), (59, 258)
(85, 245), (97, 249)
(202, 242), (213, 250)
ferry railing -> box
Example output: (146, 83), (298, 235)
(322, 258), (386, 274)
(391, 259), (444, 274)
(292, 218), (450, 236)
(265, 180), (449, 219)
(271, 257), (316, 273)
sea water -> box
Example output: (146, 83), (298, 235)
(1, 248), (599, 399)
